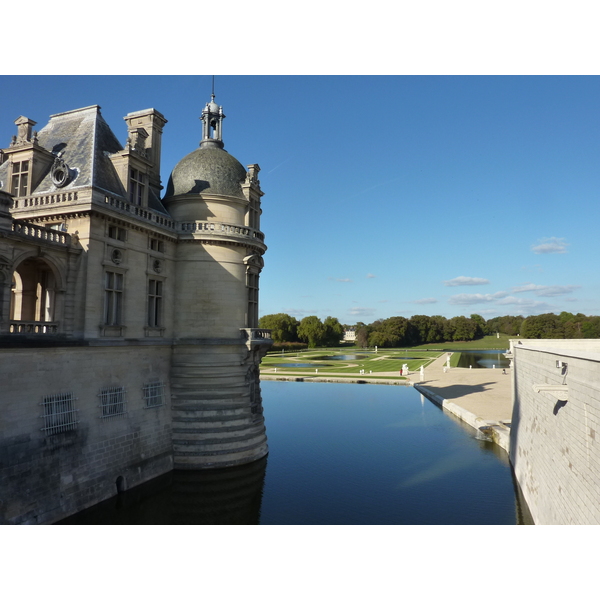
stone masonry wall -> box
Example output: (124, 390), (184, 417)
(510, 340), (600, 524)
(0, 345), (173, 524)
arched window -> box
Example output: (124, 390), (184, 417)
(10, 257), (59, 332)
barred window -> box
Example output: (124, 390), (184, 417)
(143, 381), (165, 408)
(41, 392), (78, 435)
(99, 386), (127, 418)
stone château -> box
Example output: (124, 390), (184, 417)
(0, 95), (272, 524)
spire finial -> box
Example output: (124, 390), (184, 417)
(200, 79), (225, 149)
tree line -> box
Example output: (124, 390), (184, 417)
(259, 311), (600, 348)
(258, 313), (344, 348)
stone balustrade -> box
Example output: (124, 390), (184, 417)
(9, 321), (59, 334)
(12, 191), (78, 209)
(180, 220), (265, 242)
(104, 195), (176, 229)
(12, 222), (71, 246)
(240, 328), (272, 341)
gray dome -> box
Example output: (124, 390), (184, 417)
(164, 146), (246, 200)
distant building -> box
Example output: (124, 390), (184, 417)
(0, 96), (272, 524)
(343, 326), (356, 342)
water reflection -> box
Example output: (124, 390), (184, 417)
(58, 381), (532, 525)
(456, 350), (510, 369)
(58, 457), (267, 525)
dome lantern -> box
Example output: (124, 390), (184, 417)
(200, 94), (225, 149)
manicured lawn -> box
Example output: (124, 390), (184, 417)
(261, 348), (442, 378)
(410, 334), (512, 350)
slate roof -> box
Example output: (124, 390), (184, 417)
(0, 105), (170, 215)
(35, 105), (125, 195)
(164, 146), (247, 200)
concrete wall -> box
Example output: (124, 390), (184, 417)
(0, 344), (173, 524)
(509, 339), (600, 524)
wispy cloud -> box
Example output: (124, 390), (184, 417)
(512, 283), (580, 297)
(348, 307), (375, 317)
(448, 291), (509, 305)
(495, 296), (554, 312)
(413, 298), (438, 305)
(328, 277), (352, 283)
(366, 273), (377, 279)
(531, 237), (569, 254)
(266, 157), (291, 174)
(444, 276), (490, 287)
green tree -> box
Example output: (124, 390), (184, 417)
(470, 314), (487, 337)
(520, 313), (564, 338)
(297, 316), (326, 347)
(355, 324), (370, 347)
(323, 316), (344, 346)
(409, 315), (432, 345)
(258, 313), (299, 342)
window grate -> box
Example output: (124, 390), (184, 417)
(41, 393), (78, 435)
(143, 381), (165, 408)
(99, 386), (127, 418)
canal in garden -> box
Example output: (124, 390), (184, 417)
(59, 380), (528, 525)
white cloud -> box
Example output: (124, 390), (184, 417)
(348, 307), (376, 317)
(448, 291), (508, 305)
(444, 276), (490, 287)
(329, 277), (352, 283)
(495, 296), (554, 312)
(512, 283), (580, 297)
(413, 298), (438, 305)
(531, 237), (569, 254)
(366, 273), (377, 279)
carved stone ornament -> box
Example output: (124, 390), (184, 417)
(111, 249), (123, 264)
(153, 259), (162, 273)
(51, 156), (70, 188)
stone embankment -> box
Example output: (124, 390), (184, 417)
(261, 351), (513, 453)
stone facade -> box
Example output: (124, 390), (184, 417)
(0, 97), (272, 524)
(508, 339), (600, 524)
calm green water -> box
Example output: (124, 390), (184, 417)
(59, 381), (528, 525)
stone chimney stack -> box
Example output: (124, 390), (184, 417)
(123, 109), (167, 194)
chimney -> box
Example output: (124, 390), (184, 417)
(123, 109), (167, 193)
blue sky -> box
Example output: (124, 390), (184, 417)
(2, 75), (599, 324)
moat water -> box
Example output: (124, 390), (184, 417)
(59, 381), (528, 525)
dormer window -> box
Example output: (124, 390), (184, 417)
(11, 160), (29, 196)
(129, 168), (145, 205)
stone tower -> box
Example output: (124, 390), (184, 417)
(162, 94), (272, 469)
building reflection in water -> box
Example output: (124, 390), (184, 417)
(58, 456), (267, 525)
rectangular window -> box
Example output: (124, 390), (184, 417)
(147, 279), (162, 327)
(108, 225), (126, 241)
(104, 271), (123, 325)
(149, 238), (165, 252)
(143, 381), (165, 408)
(41, 392), (78, 435)
(11, 160), (29, 197)
(247, 272), (259, 328)
(129, 169), (145, 205)
(99, 386), (126, 418)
